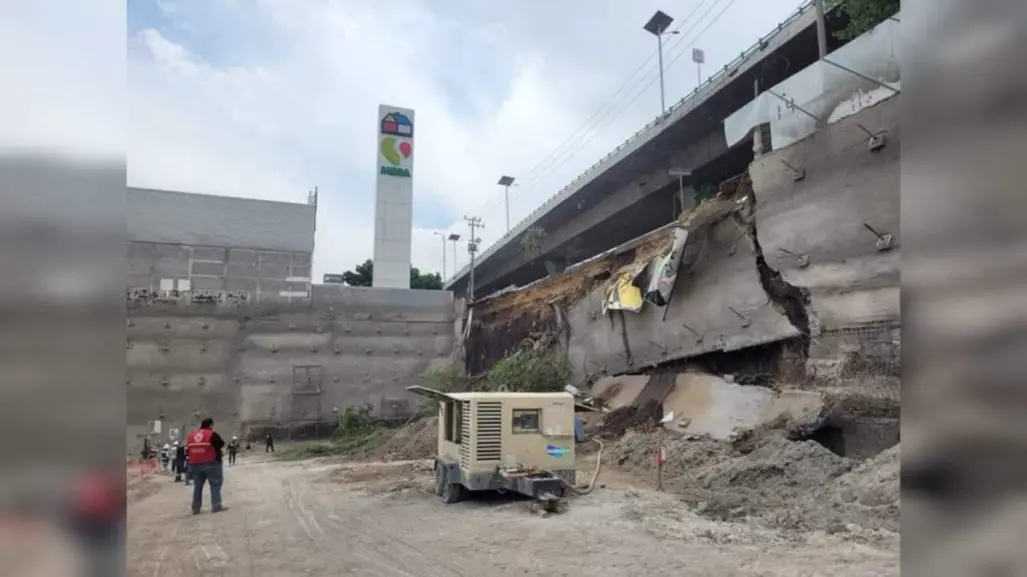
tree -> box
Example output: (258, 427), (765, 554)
(830, 0), (899, 41)
(341, 259), (443, 290)
(342, 259), (374, 287)
(410, 267), (442, 290)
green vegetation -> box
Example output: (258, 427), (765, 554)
(423, 362), (468, 393)
(694, 183), (718, 205)
(341, 259), (443, 290)
(486, 349), (571, 393)
(423, 347), (571, 394)
(831, 0), (899, 41)
(277, 404), (389, 461)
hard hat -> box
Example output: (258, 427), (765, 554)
(163, 444), (170, 449)
(232, 436), (237, 440)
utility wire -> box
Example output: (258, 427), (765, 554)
(461, 1), (713, 220)
(513, 0), (714, 191)
(504, 0), (736, 211)
(463, 0), (745, 242)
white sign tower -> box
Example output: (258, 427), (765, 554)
(372, 104), (416, 288)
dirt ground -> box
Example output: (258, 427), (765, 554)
(127, 452), (898, 576)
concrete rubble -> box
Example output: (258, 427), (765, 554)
(591, 371), (824, 441)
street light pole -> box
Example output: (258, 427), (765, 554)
(433, 231), (447, 278)
(497, 175), (516, 232)
(447, 233), (461, 278)
(814, 0), (828, 59)
(644, 11), (678, 116)
(669, 168), (692, 217)
(657, 32), (666, 113)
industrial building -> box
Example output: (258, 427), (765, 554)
(126, 187), (316, 301)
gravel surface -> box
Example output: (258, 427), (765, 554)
(127, 451), (898, 576)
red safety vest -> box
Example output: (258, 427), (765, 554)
(186, 428), (217, 464)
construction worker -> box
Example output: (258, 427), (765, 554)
(172, 442), (186, 482)
(227, 436), (239, 466)
(159, 444), (171, 473)
(264, 431), (275, 453)
(185, 417), (227, 514)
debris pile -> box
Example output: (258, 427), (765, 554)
(605, 426), (900, 534)
(596, 400), (663, 439)
(369, 417), (439, 461)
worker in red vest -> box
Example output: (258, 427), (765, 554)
(185, 417), (228, 514)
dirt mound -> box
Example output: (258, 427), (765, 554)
(605, 425), (900, 535)
(790, 443), (900, 533)
(597, 400), (662, 438)
(674, 435), (855, 522)
(369, 417), (438, 461)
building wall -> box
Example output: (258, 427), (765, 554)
(125, 241), (312, 302)
(126, 286), (454, 449)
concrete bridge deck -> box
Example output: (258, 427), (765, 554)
(445, 1), (845, 299)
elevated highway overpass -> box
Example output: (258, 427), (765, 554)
(446, 1), (849, 299)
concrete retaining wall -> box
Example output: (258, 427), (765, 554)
(750, 97), (900, 333)
(126, 286), (454, 449)
(126, 241), (313, 302)
(563, 215), (800, 382)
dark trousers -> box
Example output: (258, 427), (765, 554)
(265, 442), (274, 453)
(190, 461), (224, 513)
(228, 451), (237, 465)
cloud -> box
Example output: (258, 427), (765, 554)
(0, 0), (125, 159)
(127, 0), (808, 280)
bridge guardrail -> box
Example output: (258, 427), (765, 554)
(447, 1), (815, 286)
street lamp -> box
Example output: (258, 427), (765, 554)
(669, 168), (693, 216)
(447, 233), (461, 276)
(433, 231), (448, 278)
(497, 175), (516, 232)
(643, 11), (679, 115)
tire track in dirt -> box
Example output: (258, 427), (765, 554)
(303, 487), (471, 577)
(283, 477), (424, 577)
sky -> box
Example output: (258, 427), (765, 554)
(117, 0), (806, 281)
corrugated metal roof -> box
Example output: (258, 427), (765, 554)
(127, 187), (316, 253)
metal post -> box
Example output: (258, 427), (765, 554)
(656, 426), (664, 491)
(434, 232), (447, 279)
(814, 0), (828, 59)
(657, 31), (666, 114)
(677, 175), (685, 214)
(440, 235), (447, 278)
(469, 246), (475, 301)
(504, 185), (510, 232)
(451, 241), (458, 272)
(464, 216), (483, 301)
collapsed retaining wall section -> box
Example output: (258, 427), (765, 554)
(750, 95), (900, 377)
(126, 286), (453, 449)
(563, 214), (801, 382)
(464, 96), (900, 396)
